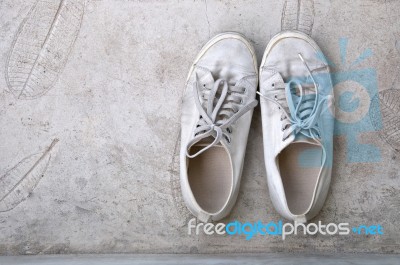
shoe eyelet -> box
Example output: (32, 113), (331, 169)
(272, 83), (275, 87)
(227, 127), (232, 134)
(274, 94), (278, 100)
(278, 106), (281, 110)
(240, 99), (244, 104)
(242, 87), (247, 93)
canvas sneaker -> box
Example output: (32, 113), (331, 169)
(258, 31), (334, 223)
(180, 32), (258, 222)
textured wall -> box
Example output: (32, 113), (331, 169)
(0, 0), (399, 255)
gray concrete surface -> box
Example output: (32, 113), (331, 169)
(1, 254), (400, 265)
(0, 0), (399, 256)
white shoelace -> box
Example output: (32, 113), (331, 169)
(186, 75), (258, 158)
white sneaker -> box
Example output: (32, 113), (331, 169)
(258, 31), (334, 223)
(180, 33), (258, 222)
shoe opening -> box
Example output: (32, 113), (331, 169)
(279, 142), (323, 215)
(187, 140), (232, 214)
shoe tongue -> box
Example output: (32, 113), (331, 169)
(277, 134), (321, 156)
(195, 136), (223, 147)
(290, 85), (315, 100)
(292, 134), (320, 146)
(300, 83), (316, 95)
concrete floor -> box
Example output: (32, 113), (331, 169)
(0, 0), (400, 256)
(1, 254), (400, 265)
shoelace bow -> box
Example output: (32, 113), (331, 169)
(186, 76), (258, 158)
(257, 53), (331, 141)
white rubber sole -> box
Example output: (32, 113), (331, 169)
(186, 32), (258, 84)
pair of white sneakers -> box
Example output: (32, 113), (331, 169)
(180, 31), (334, 223)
